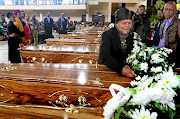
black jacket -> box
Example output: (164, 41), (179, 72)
(44, 17), (54, 31)
(132, 15), (150, 43)
(98, 27), (134, 75)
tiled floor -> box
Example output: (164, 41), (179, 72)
(0, 41), (8, 63)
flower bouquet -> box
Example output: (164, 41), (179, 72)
(103, 32), (180, 119)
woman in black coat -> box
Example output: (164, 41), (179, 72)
(98, 8), (136, 78)
(7, 13), (25, 63)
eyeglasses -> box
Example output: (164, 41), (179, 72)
(163, 8), (176, 12)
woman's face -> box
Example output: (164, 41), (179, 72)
(10, 15), (16, 22)
(116, 19), (132, 35)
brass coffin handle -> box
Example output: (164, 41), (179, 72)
(79, 59), (83, 63)
(89, 60), (94, 64)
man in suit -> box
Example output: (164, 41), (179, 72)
(152, 10), (164, 48)
(158, 1), (180, 68)
(30, 14), (39, 46)
(58, 13), (68, 34)
(98, 8), (136, 78)
(44, 12), (54, 38)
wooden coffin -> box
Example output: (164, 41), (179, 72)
(0, 104), (104, 119)
(60, 34), (101, 39)
(67, 32), (99, 36)
(45, 37), (100, 46)
(0, 63), (132, 118)
(19, 45), (99, 64)
(67, 27), (108, 36)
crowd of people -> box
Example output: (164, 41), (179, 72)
(0, 10), (110, 63)
(0, 11), (110, 43)
(0, 1), (179, 76)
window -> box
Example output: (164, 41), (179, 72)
(0, 0), (5, 5)
(0, 0), (85, 5)
(20, 0), (24, 5)
(38, 0), (45, 5)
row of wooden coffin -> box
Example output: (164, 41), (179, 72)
(19, 26), (107, 64)
(0, 63), (132, 118)
(0, 27), (118, 118)
(20, 33), (102, 64)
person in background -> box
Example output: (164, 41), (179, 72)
(132, 5), (151, 43)
(7, 12), (25, 63)
(158, 1), (180, 68)
(26, 14), (34, 45)
(26, 14), (30, 22)
(26, 14), (31, 29)
(75, 22), (81, 30)
(98, 8), (137, 77)
(30, 14), (39, 46)
(152, 10), (165, 49)
(39, 21), (46, 44)
(104, 22), (109, 27)
(1, 14), (5, 22)
(39, 21), (44, 33)
(44, 12), (54, 38)
(67, 16), (70, 26)
(13, 10), (25, 44)
(1, 14), (7, 29)
(21, 11), (26, 23)
(67, 21), (75, 32)
(21, 11), (31, 46)
(58, 13), (68, 34)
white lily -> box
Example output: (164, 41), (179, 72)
(130, 106), (158, 119)
(139, 51), (144, 56)
(150, 66), (162, 73)
(145, 47), (154, 54)
(130, 87), (151, 105)
(139, 62), (148, 72)
(135, 75), (141, 81)
(130, 80), (141, 87)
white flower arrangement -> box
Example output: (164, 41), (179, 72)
(129, 106), (158, 119)
(103, 32), (180, 119)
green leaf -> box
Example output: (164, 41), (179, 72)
(169, 108), (174, 119)
(161, 63), (165, 67)
(152, 72), (156, 77)
(176, 75), (180, 79)
(127, 88), (137, 95)
(136, 55), (141, 60)
(147, 103), (153, 108)
(126, 102), (133, 106)
(143, 45), (147, 49)
(154, 102), (165, 113)
(142, 57), (144, 62)
(146, 54), (151, 60)
(132, 65), (140, 71)
(115, 107), (124, 119)
(150, 82), (157, 88)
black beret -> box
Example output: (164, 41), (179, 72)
(7, 12), (14, 19)
(115, 8), (134, 24)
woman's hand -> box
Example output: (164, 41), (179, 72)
(122, 65), (137, 78)
(12, 33), (19, 37)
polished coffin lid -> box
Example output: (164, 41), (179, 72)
(0, 63), (132, 88)
(0, 63), (132, 107)
(19, 45), (99, 54)
(45, 38), (100, 44)
(0, 63), (132, 118)
(60, 34), (101, 39)
(68, 27), (109, 34)
(0, 103), (104, 119)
